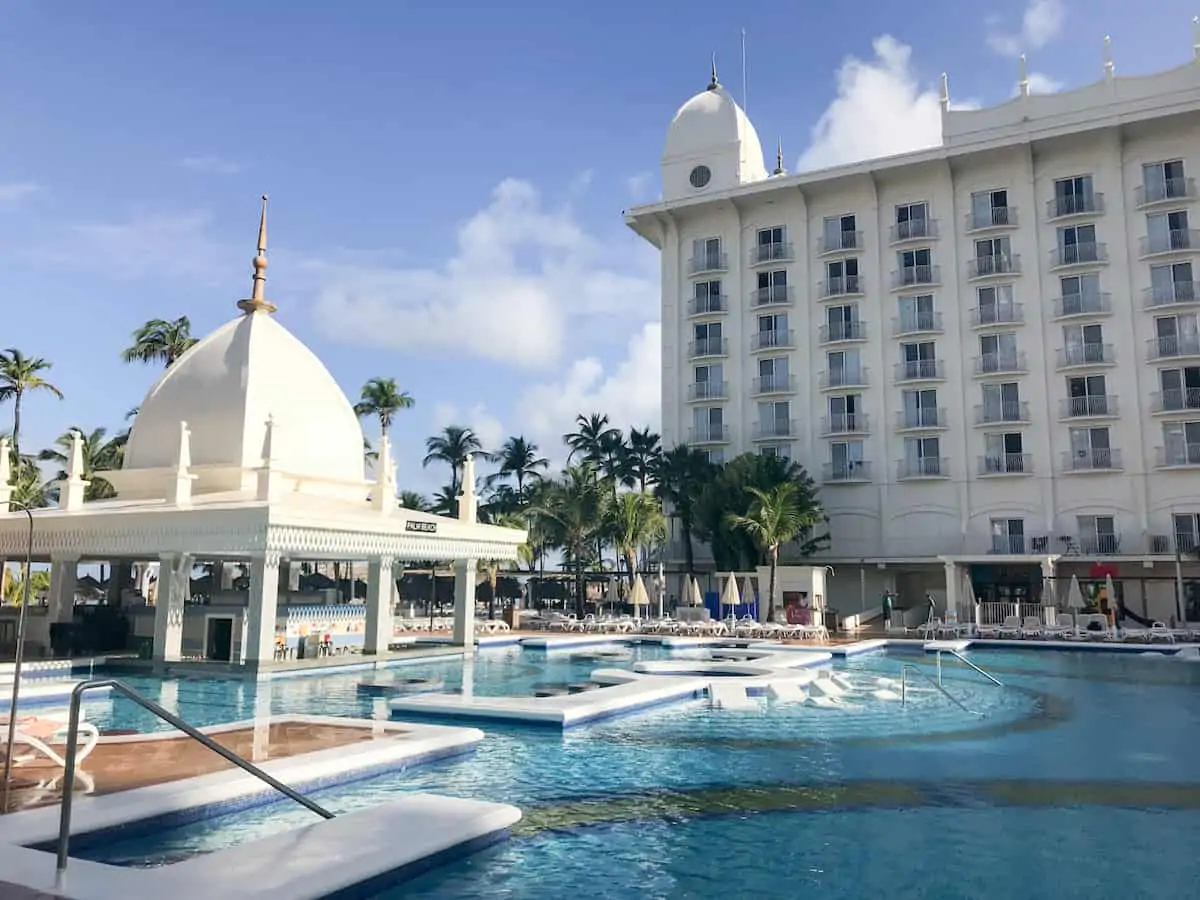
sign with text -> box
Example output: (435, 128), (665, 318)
(404, 520), (438, 534)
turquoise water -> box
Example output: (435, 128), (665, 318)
(72, 645), (1200, 897)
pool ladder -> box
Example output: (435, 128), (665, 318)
(52, 678), (334, 883)
(901, 652), (1004, 717)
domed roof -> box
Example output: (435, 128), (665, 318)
(664, 76), (765, 165)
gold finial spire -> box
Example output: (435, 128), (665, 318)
(238, 195), (276, 315)
(708, 55), (720, 90)
(773, 138), (785, 176)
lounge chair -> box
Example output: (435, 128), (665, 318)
(1147, 622), (1176, 643)
(1020, 616), (1044, 639)
(0, 714), (100, 769)
(997, 615), (1022, 639)
(1043, 613), (1074, 640)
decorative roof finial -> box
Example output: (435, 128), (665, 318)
(773, 138), (785, 176)
(940, 72), (950, 111)
(238, 195), (276, 315)
(1018, 55), (1029, 96)
(1193, 17), (1200, 59)
(1103, 35), (1114, 79)
(708, 55), (720, 91)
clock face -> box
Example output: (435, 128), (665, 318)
(689, 165), (712, 189)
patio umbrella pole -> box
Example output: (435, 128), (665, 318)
(2, 501), (37, 814)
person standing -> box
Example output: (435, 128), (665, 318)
(882, 590), (894, 631)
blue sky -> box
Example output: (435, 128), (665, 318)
(1, 0), (1197, 497)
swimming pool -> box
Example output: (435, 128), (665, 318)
(70, 645), (1200, 897)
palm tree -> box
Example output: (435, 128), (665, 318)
(531, 465), (607, 616)
(478, 512), (529, 619)
(654, 445), (714, 580)
(121, 317), (198, 367)
(727, 482), (824, 622)
(563, 412), (619, 467)
(423, 425), (487, 496)
(398, 490), (428, 511)
(353, 377), (415, 439)
(429, 485), (458, 517)
(625, 427), (662, 493)
(486, 436), (548, 500)
(0, 348), (64, 463)
(606, 491), (666, 588)
(39, 427), (125, 501)
(597, 429), (631, 491)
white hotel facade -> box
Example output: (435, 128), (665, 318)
(626, 43), (1200, 620)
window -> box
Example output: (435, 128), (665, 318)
(898, 294), (936, 332)
(1162, 421), (1200, 465)
(1159, 366), (1200, 412)
(1069, 426), (1112, 469)
(825, 304), (859, 341)
(825, 258), (860, 295)
(692, 364), (723, 400)
(1057, 224), (1098, 265)
(1066, 374), (1110, 417)
(756, 226), (788, 263)
(977, 284), (1016, 325)
(691, 237), (724, 271)
(759, 445), (791, 460)
(900, 341), (938, 381)
(692, 280), (723, 315)
(981, 382), (1022, 422)
(984, 432), (1025, 474)
(895, 202), (929, 240)
(1062, 322), (1107, 365)
(1058, 273), (1102, 316)
(692, 321), (723, 356)
(901, 388), (939, 428)
(757, 356), (789, 393)
(828, 394), (862, 432)
(755, 269), (788, 304)
(971, 189), (1011, 229)
(1053, 175), (1096, 217)
(826, 349), (862, 387)
(1149, 262), (1196, 306)
(692, 406), (724, 441)
(1146, 210), (1192, 253)
(1143, 160), (1187, 204)
(1153, 313), (1200, 358)
(974, 237), (1013, 275)
(822, 215), (858, 252)
(758, 401), (791, 438)
(1077, 515), (1118, 554)
(990, 518), (1025, 554)
(829, 440), (866, 478)
(1174, 513), (1200, 553)
(903, 436), (941, 476)
(897, 248), (933, 285)
(979, 332), (1018, 371)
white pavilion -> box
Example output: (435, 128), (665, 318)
(0, 197), (526, 666)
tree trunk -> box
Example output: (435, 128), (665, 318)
(680, 511), (697, 578)
(623, 550), (637, 590)
(11, 391), (23, 463)
(765, 546), (780, 623)
(574, 563), (586, 618)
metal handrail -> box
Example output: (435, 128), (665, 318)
(944, 649), (1004, 687)
(55, 678), (334, 877)
(900, 664), (975, 715)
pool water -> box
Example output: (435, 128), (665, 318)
(73, 646), (1200, 898)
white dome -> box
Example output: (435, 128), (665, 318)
(123, 311), (366, 491)
(664, 83), (765, 165)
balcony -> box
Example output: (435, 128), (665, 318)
(823, 461), (872, 483)
(753, 419), (796, 440)
(1140, 229), (1200, 258)
(967, 254), (1021, 280)
(967, 206), (1017, 232)
(751, 285), (794, 307)
(894, 359), (946, 382)
(751, 329), (795, 352)
(978, 453), (1032, 476)
(892, 311), (943, 336)
(819, 367), (869, 389)
(1055, 343), (1116, 369)
(687, 381), (727, 402)
(1135, 177), (1197, 208)
(1156, 444), (1200, 467)
(686, 294), (727, 317)
(752, 374), (795, 396)
(1050, 242), (1108, 269)
(1143, 281), (1200, 309)
(1046, 193), (1105, 220)
(1151, 387), (1200, 414)
(891, 265), (940, 290)
(688, 424), (730, 445)
(970, 303), (1024, 327)
(897, 457), (948, 479)
(896, 408), (947, 430)
(1078, 534), (1122, 555)
(1059, 395), (1118, 419)
(819, 275), (864, 299)
(974, 401), (1030, 425)
(688, 337), (728, 359)
(821, 412), (869, 436)
(1147, 334), (1200, 361)
(990, 534), (1028, 554)
(750, 241), (794, 265)
(818, 320), (867, 344)
(973, 352), (1027, 376)
(819, 231), (862, 255)
(889, 218), (938, 244)
(1149, 532), (1200, 554)
(1054, 291), (1112, 319)
(1062, 448), (1122, 472)
(688, 252), (728, 275)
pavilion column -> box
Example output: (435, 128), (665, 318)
(48, 555), (79, 624)
(452, 557), (477, 648)
(279, 559), (301, 593)
(153, 552), (191, 662)
(942, 560), (960, 624)
(363, 555), (396, 655)
(243, 553), (281, 665)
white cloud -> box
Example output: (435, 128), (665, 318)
(179, 155), (243, 175)
(0, 182), (40, 208)
(431, 402), (506, 453)
(987, 0), (1065, 58)
(1024, 72), (1064, 94)
(310, 178), (657, 370)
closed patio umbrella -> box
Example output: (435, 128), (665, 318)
(741, 577), (755, 621)
(1066, 574), (1085, 613)
(720, 573), (741, 623)
(690, 576), (705, 607)
(605, 578), (619, 615)
(1105, 573), (1118, 629)
(630, 573), (650, 621)
(961, 570), (978, 629)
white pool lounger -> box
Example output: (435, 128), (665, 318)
(707, 682), (758, 710)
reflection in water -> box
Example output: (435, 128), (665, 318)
(461, 656), (476, 701)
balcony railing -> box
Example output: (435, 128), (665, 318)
(896, 407), (946, 430)
(753, 419), (796, 440)
(688, 424), (730, 444)
(819, 231), (862, 255)
(819, 320), (867, 343)
(892, 311), (943, 336)
(970, 303), (1023, 327)
(1055, 292), (1112, 318)
(687, 381), (727, 401)
(823, 461), (872, 482)
(1051, 242), (1108, 268)
(1143, 281), (1200, 308)
(821, 412), (869, 435)
(1060, 395), (1118, 418)
(1157, 444), (1200, 467)
(688, 338), (728, 358)
(819, 367), (869, 389)
(1147, 334), (1200, 360)
(897, 457), (948, 479)
(973, 352), (1027, 375)
(891, 265), (939, 289)
(968, 254), (1021, 279)
(751, 329), (795, 351)
(820, 275), (863, 298)
(1078, 534), (1122, 555)
(1140, 229), (1200, 257)
(752, 285), (793, 307)
(752, 374), (795, 395)
(1047, 193), (1104, 219)
(751, 241), (794, 264)
(967, 206), (1017, 231)
(895, 359), (945, 382)
(1136, 177), (1197, 208)
(889, 218), (938, 243)
(1056, 343), (1116, 368)
(1151, 387), (1200, 413)
(1062, 448), (1121, 471)
(974, 401), (1030, 425)
(687, 294), (726, 316)
(688, 252), (728, 275)
(990, 534), (1028, 555)
(978, 453), (1031, 475)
